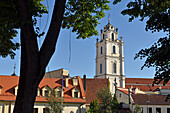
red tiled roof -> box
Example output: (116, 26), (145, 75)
(117, 87), (130, 95)
(126, 78), (170, 85)
(85, 78), (109, 104)
(132, 94), (170, 105)
(0, 75), (86, 103)
(125, 78), (170, 91)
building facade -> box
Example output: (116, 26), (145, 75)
(95, 22), (125, 94)
(0, 75), (86, 113)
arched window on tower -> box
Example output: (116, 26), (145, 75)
(113, 63), (116, 73)
(101, 46), (103, 54)
(103, 34), (105, 39)
(100, 64), (102, 74)
(113, 45), (116, 54)
(112, 33), (114, 41)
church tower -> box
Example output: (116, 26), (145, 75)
(95, 21), (125, 94)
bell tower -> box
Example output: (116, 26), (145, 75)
(95, 21), (125, 94)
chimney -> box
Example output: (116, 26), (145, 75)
(83, 74), (86, 91)
(65, 77), (68, 88)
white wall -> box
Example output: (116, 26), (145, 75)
(9, 102), (86, 113)
(132, 104), (170, 113)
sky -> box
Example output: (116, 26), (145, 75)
(0, 1), (166, 78)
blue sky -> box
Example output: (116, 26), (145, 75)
(0, 1), (166, 78)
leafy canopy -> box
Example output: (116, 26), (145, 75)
(88, 99), (99, 113)
(113, 0), (170, 84)
(62, 0), (110, 39)
(0, 0), (47, 59)
(96, 87), (119, 113)
(45, 88), (63, 113)
(0, 0), (110, 59)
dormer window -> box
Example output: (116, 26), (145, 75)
(45, 90), (49, 97)
(112, 33), (114, 41)
(74, 92), (78, 98)
(72, 88), (80, 98)
(0, 86), (2, 95)
(42, 86), (51, 97)
(55, 87), (62, 98)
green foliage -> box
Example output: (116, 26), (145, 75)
(113, 0), (169, 32)
(62, 0), (110, 39)
(135, 37), (170, 85)
(45, 88), (63, 113)
(113, 0), (170, 84)
(88, 99), (99, 113)
(0, 0), (47, 59)
(133, 104), (141, 113)
(0, 0), (110, 59)
(96, 87), (120, 113)
(111, 93), (119, 113)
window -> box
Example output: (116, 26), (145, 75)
(101, 46), (103, 54)
(113, 45), (116, 54)
(156, 108), (161, 113)
(119, 93), (121, 98)
(74, 92), (78, 98)
(113, 63), (116, 73)
(45, 90), (49, 97)
(103, 34), (105, 39)
(100, 64), (102, 74)
(167, 108), (170, 113)
(149, 107), (152, 113)
(112, 33), (114, 41)
(141, 107), (143, 113)
(33, 108), (38, 113)
(43, 108), (50, 113)
(57, 91), (61, 97)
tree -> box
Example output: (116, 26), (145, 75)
(96, 87), (120, 113)
(0, 0), (110, 113)
(111, 93), (119, 113)
(113, 0), (170, 85)
(88, 99), (99, 113)
(45, 88), (63, 113)
(133, 104), (141, 113)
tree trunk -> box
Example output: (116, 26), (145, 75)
(13, 0), (66, 113)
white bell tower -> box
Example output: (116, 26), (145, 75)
(95, 21), (125, 94)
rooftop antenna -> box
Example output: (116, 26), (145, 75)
(108, 13), (110, 24)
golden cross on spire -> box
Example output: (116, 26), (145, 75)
(108, 13), (110, 24)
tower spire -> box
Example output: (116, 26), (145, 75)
(108, 13), (110, 24)
(11, 64), (16, 76)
